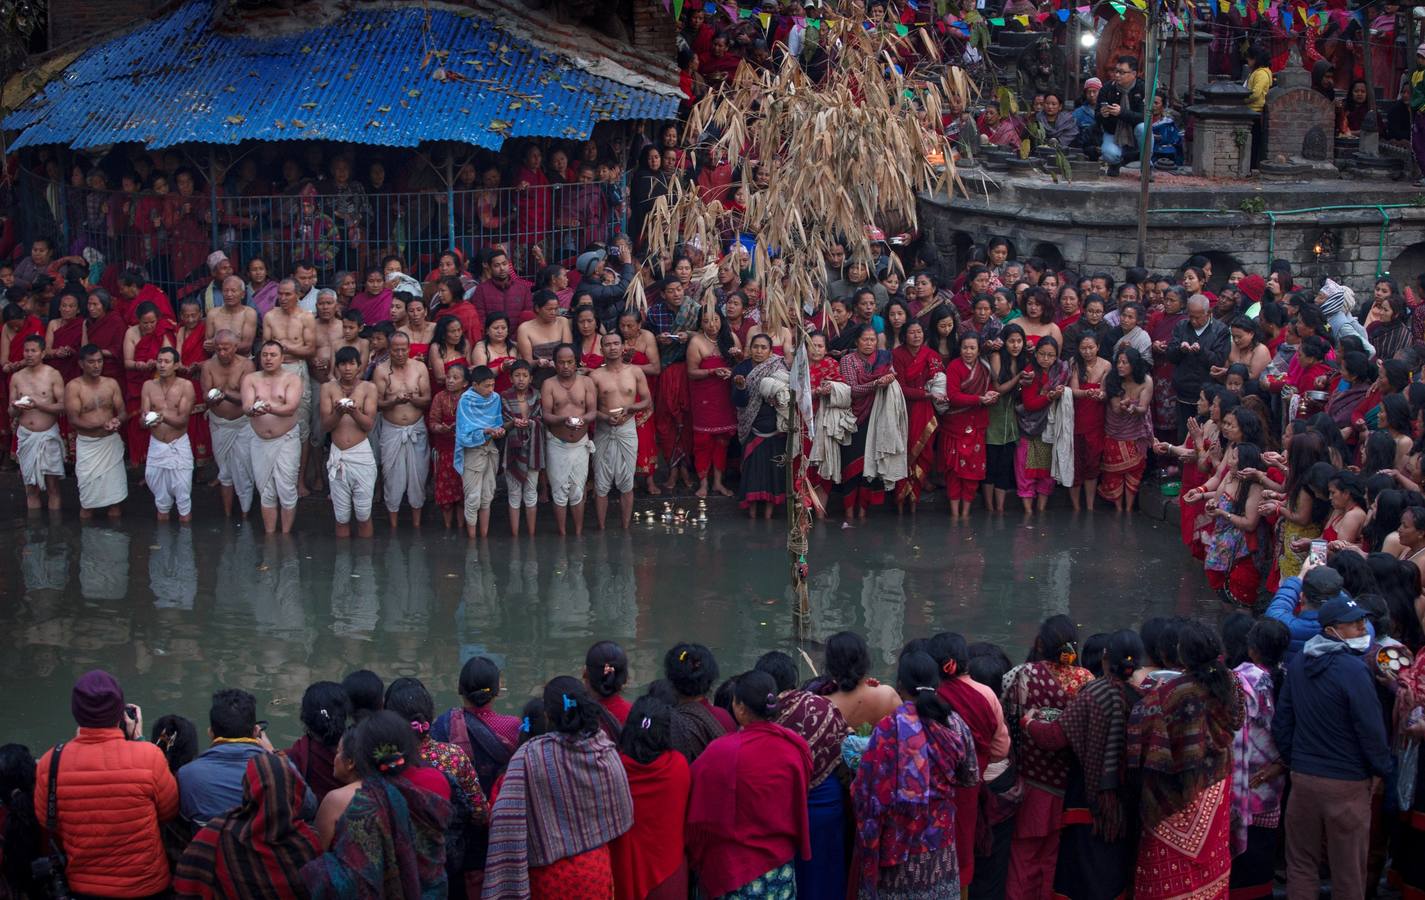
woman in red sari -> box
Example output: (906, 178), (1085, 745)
(44, 292), (86, 461)
(2, 304), (46, 455)
(1000, 615), (1095, 900)
(122, 301), (177, 467)
(610, 696), (691, 900)
(893, 320), (944, 508)
(514, 145), (551, 262)
(837, 324), (895, 522)
(174, 299), (212, 465)
(941, 334), (997, 521)
(619, 311), (662, 496)
(687, 306), (740, 499)
(87, 289), (128, 383)
(427, 364), (468, 531)
(1127, 621), (1244, 900)
(1147, 287), (1186, 443)
(574, 305), (605, 372)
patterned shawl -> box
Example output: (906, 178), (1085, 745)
(1127, 675), (1245, 829)
(301, 773), (452, 900)
(736, 355), (789, 443)
(500, 386), (545, 484)
(1015, 361), (1071, 437)
(482, 732), (633, 898)
(1058, 677), (1141, 823)
(774, 689), (851, 788)
(1001, 660), (1094, 790)
(670, 699), (727, 763)
(174, 753), (320, 900)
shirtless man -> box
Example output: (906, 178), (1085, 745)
(320, 346), (378, 538)
(263, 278), (316, 496)
(201, 330), (256, 519)
(242, 340), (304, 534)
(65, 344), (127, 518)
(309, 288), (345, 488)
(589, 332), (650, 529)
(517, 290), (572, 375)
(204, 275), (257, 355)
(540, 343), (597, 536)
(140, 346), (196, 522)
(373, 331), (431, 528)
(8, 334), (65, 510)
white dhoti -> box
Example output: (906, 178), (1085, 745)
(546, 433), (592, 506)
(506, 469), (539, 509)
(16, 424), (64, 488)
(282, 362), (312, 443)
(252, 428), (301, 509)
(380, 419), (429, 512)
(594, 418), (637, 496)
(461, 443), (500, 524)
(75, 432), (128, 509)
(144, 433), (194, 516)
(328, 441), (377, 524)
(208, 412), (255, 513)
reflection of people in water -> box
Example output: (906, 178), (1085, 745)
(149, 526), (196, 610)
(79, 527), (130, 601)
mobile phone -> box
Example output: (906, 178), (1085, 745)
(1308, 539), (1328, 566)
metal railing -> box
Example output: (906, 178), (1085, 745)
(11, 168), (628, 294)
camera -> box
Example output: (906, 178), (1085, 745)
(31, 853), (71, 900)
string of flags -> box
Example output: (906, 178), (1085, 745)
(662, 0), (1401, 42)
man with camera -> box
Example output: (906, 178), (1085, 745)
(33, 670), (179, 898)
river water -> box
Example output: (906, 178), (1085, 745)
(0, 508), (1211, 749)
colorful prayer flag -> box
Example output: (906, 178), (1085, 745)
(1015, 14), (1029, 24)
(895, 22), (910, 33)
(757, 11), (770, 27)
(674, 0), (684, 22)
(989, 16), (1005, 24)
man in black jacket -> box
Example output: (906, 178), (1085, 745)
(1165, 293), (1230, 440)
(1096, 54), (1148, 175)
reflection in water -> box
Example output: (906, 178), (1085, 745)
(0, 512), (1212, 749)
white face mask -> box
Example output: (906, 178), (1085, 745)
(1328, 628), (1371, 653)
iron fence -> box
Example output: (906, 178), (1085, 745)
(11, 167), (628, 295)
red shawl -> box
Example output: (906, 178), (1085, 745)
(686, 722), (812, 897)
(938, 677), (1000, 775)
(125, 284), (174, 325)
(892, 344), (942, 392)
(125, 321), (177, 401)
(6, 316), (43, 365)
(89, 312), (127, 381)
(610, 751), (691, 900)
(944, 357), (993, 415)
(50, 317), (85, 382)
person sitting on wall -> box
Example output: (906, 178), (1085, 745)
(1096, 54), (1148, 176)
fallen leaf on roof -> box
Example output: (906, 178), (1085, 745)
(291, 118), (306, 128)
(225, 114), (245, 124)
(300, 102), (317, 109)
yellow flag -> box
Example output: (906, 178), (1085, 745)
(758, 12), (770, 28)
(1015, 14), (1029, 24)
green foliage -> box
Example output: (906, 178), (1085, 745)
(1239, 196), (1266, 214)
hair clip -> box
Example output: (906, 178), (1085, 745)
(603, 663), (616, 676)
(941, 660), (957, 676)
(678, 650), (688, 662)
(520, 717), (531, 733)
(319, 708), (330, 719)
(640, 716), (652, 730)
(765, 692), (779, 711)
(562, 693), (576, 712)
(410, 720), (430, 734)
(915, 685), (936, 693)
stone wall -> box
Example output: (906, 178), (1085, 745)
(632, 0), (676, 59)
(48, 0), (162, 48)
(1192, 119), (1252, 178)
(917, 179), (1425, 287)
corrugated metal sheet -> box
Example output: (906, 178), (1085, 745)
(3, 0), (680, 151)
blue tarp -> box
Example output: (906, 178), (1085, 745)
(2, 0), (680, 151)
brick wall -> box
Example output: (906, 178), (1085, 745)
(48, 0), (162, 49)
(1191, 121), (1251, 179)
(1263, 86), (1334, 163)
(632, 0), (675, 59)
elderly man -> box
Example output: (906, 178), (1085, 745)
(262, 278), (316, 496)
(8, 334), (66, 510)
(374, 331), (432, 528)
(201, 330), (256, 519)
(204, 275), (256, 356)
(1165, 292), (1230, 440)
(242, 340), (304, 534)
(66, 344), (128, 518)
(197, 251), (237, 314)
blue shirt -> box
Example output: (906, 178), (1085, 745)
(178, 743), (316, 825)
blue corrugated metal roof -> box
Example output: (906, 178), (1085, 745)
(3, 0), (680, 151)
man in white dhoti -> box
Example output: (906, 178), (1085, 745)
(66, 345), (128, 518)
(8, 334), (65, 510)
(140, 346), (196, 521)
(320, 346), (378, 537)
(201, 330), (256, 518)
(242, 340), (304, 533)
(589, 331), (650, 530)
(261, 278), (317, 497)
(540, 344), (597, 536)
(373, 331), (431, 528)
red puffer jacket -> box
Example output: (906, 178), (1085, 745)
(34, 727), (180, 898)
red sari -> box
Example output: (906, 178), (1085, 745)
(124, 321), (177, 466)
(178, 325), (212, 463)
(88, 311), (127, 382)
(1147, 310), (1185, 435)
(941, 358), (993, 501)
(631, 350), (659, 477)
(690, 354), (736, 477)
(610, 751), (692, 900)
(427, 389), (462, 507)
(893, 345), (944, 502)
(2, 316), (45, 451)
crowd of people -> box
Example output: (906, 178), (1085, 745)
(0, 603), (1417, 900)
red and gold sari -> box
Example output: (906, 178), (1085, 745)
(940, 357), (993, 500)
(178, 325), (212, 463)
(892, 344), (944, 502)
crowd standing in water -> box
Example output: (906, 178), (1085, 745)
(0, 606), (1416, 900)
